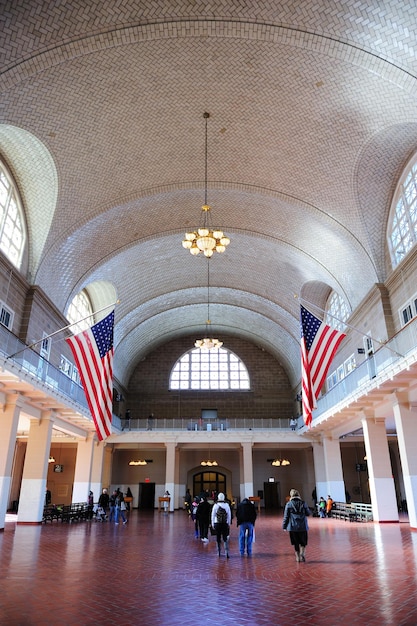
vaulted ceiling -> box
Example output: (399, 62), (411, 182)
(1, 1), (416, 389)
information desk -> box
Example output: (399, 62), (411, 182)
(158, 496), (170, 512)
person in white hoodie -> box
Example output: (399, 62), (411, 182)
(211, 493), (232, 558)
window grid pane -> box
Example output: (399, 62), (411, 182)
(169, 347), (250, 390)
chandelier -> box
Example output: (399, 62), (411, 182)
(182, 112), (230, 257)
(195, 259), (223, 350)
(271, 457), (290, 467)
(201, 445), (218, 466)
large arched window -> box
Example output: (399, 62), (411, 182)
(0, 159), (25, 268)
(388, 155), (417, 268)
(170, 347), (250, 391)
(67, 290), (94, 334)
(325, 291), (350, 332)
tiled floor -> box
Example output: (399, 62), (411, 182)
(1, 510), (416, 626)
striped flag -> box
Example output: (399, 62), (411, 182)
(66, 311), (114, 441)
(300, 305), (346, 427)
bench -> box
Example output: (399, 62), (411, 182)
(42, 504), (64, 523)
(351, 502), (373, 522)
(331, 502), (356, 522)
(61, 502), (88, 523)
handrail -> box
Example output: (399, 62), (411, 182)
(314, 317), (417, 419)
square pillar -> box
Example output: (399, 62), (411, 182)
(240, 441), (254, 500)
(72, 435), (95, 503)
(392, 399), (417, 528)
(18, 412), (54, 524)
(362, 416), (398, 522)
(165, 441), (176, 511)
(90, 440), (106, 504)
(312, 441), (327, 503)
(0, 395), (22, 529)
(323, 436), (345, 502)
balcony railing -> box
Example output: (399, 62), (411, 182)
(0, 324), (88, 410)
(112, 416), (294, 431)
(314, 317), (417, 419)
(2, 315), (417, 431)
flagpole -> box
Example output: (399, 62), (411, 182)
(295, 295), (404, 358)
(7, 300), (120, 360)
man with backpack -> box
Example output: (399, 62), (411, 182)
(211, 493), (232, 558)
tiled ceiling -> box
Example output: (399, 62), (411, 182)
(1, 1), (416, 388)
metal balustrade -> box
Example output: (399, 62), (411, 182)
(2, 315), (417, 431)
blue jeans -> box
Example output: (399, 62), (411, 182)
(115, 506), (126, 523)
(239, 522), (254, 555)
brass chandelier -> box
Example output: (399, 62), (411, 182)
(182, 112), (230, 258)
(195, 259), (223, 350)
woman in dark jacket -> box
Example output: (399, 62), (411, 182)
(282, 489), (311, 562)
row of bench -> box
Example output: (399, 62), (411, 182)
(42, 502), (92, 523)
(331, 501), (373, 522)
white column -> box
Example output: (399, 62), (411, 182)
(18, 412), (54, 523)
(322, 436), (345, 502)
(240, 441), (254, 500)
(90, 440), (105, 504)
(312, 440), (327, 502)
(392, 398), (417, 528)
(0, 395), (22, 529)
(362, 416), (398, 522)
(72, 435), (95, 503)
(165, 441), (176, 512)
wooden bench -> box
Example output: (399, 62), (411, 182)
(351, 502), (373, 522)
(42, 504), (64, 523)
(332, 502), (356, 522)
(61, 502), (88, 522)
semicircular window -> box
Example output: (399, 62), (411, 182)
(66, 290), (94, 334)
(388, 156), (417, 268)
(0, 159), (26, 268)
(325, 291), (350, 332)
(170, 347), (250, 391)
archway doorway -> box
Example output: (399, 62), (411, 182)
(193, 471), (226, 498)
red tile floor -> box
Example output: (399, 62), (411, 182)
(1, 509), (417, 626)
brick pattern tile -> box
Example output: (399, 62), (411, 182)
(0, 511), (416, 625)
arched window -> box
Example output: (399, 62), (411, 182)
(0, 159), (25, 268)
(67, 290), (93, 334)
(388, 155), (417, 268)
(326, 291), (349, 332)
(169, 347), (250, 391)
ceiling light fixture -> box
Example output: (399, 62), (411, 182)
(271, 458), (290, 467)
(182, 112), (230, 257)
(129, 460), (148, 466)
(195, 259), (223, 350)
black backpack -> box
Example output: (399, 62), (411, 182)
(216, 506), (228, 524)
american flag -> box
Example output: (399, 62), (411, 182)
(300, 305), (346, 427)
(66, 311), (114, 441)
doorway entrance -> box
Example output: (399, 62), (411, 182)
(139, 482), (155, 510)
(264, 481), (281, 510)
(193, 472), (226, 497)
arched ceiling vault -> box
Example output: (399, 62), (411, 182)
(1, 1), (417, 389)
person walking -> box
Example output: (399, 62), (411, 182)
(196, 494), (211, 543)
(211, 493), (232, 558)
(282, 489), (311, 562)
(236, 497), (257, 556)
(115, 491), (128, 525)
(108, 490), (117, 523)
